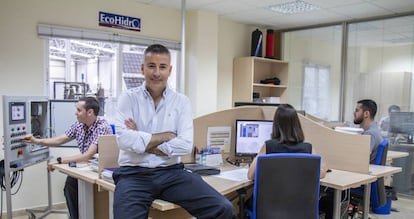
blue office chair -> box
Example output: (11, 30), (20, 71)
(371, 139), (389, 212)
(350, 139), (389, 214)
(246, 153), (321, 219)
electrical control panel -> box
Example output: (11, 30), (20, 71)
(2, 96), (50, 170)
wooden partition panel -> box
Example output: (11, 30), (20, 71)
(193, 106), (266, 161)
(98, 135), (120, 174)
(299, 114), (370, 173)
(98, 107), (370, 174)
(194, 106), (370, 174)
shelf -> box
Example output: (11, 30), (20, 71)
(253, 83), (287, 88)
(233, 56), (289, 104)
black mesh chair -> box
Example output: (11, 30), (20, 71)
(246, 153), (321, 219)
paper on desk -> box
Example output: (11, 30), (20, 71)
(215, 168), (249, 182)
(207, 126), (231, 152)
(78, 165), (93, 171)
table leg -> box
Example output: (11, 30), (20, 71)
(78, 180), (94, 219)
(109, 191), (114, 219)
(332, 189), (341, 219)
(362, 184), (371, 219)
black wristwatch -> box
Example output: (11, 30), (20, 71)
(57, 157), (62, 164)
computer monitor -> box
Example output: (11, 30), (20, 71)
(234, 119), (273, 158)
(389, 112), (414, 134)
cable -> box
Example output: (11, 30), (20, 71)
(0, 160), (24, 218)
(1, 169), (24, 192)
(225, 156), (240, 166)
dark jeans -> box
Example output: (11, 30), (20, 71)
(64, 176), (78, 219)
(113, 163), (234, 219)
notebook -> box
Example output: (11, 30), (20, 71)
(184, 163), (221, 176)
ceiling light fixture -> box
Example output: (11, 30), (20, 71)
(268, 0), (320, 14)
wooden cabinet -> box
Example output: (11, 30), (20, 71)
(232, 56), (288, 104)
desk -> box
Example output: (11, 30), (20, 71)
(387, 150), (409, 163)
(389, 143), (414, 197)
(369, 165), (402, 177)
(55, 162), (252, 219)
(53, 163), (98, 219)
(96, 167), (253, 219)
(55, 162), (401, 219)
(320, 169), (376, 219)
(319, 165), (403, 219)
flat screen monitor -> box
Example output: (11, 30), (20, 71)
(9, 102), (26, 124)
(389, 112), (414, 134)
(235, 119), (273, 157)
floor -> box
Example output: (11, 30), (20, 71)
(5, 196), (414, 219)
(372, 196), (414, 219)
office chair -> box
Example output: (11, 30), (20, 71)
(371, 139), (389, 210)
(246, 153), (321, 219)
(350, 139), (389, 216)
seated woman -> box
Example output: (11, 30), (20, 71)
(247, 104), (327, 180)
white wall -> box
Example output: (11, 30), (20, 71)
(186, 10), (219, 117)
(217, 19), (253, 110)
(0, 0), (180, 213)
(0, 0), (252, 213)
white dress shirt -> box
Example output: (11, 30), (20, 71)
(114, 84), (193, 167)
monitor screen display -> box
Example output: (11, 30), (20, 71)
(390, 112), (414, 134)
(235, 119), (273, 157)
(9, 102), (26, 124)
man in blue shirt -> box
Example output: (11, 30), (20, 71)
(353, 99), (383, 163)
(112, 44), (233, 219)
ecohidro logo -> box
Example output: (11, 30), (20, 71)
(99, 11), (141, 32)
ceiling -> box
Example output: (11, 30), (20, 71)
(50, 0), (414, 61)
(133, 0), (414, 29)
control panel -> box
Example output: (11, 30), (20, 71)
(2, 96), (50, 170)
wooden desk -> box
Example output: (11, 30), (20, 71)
(369, 165), (402, 177)
(387, 150), (409, 163)
(96, 167), (253, 219)
(53, 163), (99, 219)
(55, 163), (400, 219)
(320, 169), (376, 219)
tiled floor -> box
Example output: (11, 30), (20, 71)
(6, 196), (414, 219)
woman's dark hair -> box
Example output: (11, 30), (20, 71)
(79, 96), (100, 116)
(271, 104), (304, 144)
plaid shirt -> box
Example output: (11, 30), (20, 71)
(65, 117), (112, 153)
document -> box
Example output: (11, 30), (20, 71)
(207, 126), (231, 152)
(216, 168), (249, 182)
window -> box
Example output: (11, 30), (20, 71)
(41, 24), (181, 117)
(48, 38), (118, 101)
(121, 44), (178, 92)
(302, 63), (331, 120)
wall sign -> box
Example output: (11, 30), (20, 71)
(99, 11), (141, 32)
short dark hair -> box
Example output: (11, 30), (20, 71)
(79, 96), (100, 116)
(388, 105), (401, 113)
(144, 44), (170, 58)
(271, 104), (304, 144)
(357, 99), (377, 119)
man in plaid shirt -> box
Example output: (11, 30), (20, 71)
(23, 96), (112, 219)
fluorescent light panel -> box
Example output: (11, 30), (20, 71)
(268, 0), (320, 14)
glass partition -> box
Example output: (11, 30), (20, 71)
(283, 25), (343, 120)
(344, 15), (414, 124)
